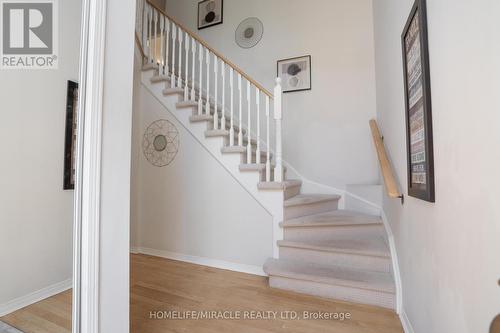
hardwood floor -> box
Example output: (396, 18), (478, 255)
(1, 290), (71, 333)
(1, 254), (403, 333)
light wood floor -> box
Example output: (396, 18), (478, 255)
(2, 254), (403, 333)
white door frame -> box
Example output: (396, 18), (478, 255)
(72, 0), (107, 332)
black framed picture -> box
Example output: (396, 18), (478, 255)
(277, 55), (312, 93)
(63, 80), (79, 190)
(198, 0), (223, 30)
(401, 0), (435, 202)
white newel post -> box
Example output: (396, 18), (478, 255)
(273, 78), (283, 182)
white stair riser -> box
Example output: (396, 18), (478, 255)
(279, 246), (391, 273)
(285, 200), (339, 220)
(269, 276), (395, 310)
(283, 224), (385, 242)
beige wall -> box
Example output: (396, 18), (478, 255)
(373, 0), (500, 332)
(0, 0), (81, 312)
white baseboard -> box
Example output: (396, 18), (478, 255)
(381, 211), (403, 314)
(399, 308), (415, 333)
(132, 247), (266, 277)
(0, 279), (72, 317)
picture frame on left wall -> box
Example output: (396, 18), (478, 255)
(63, 80), (78, 190)
(198, 0), (223, 30)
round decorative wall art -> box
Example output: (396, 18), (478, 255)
(142, 119), (179, 167)
(235, 17), (264, 49)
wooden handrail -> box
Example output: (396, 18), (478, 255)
(369, 119), (403, 200)
(135, 32), (146, 59)
(144, 0), (273, 98)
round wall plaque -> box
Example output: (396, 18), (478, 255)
(142, 119), (179, 167)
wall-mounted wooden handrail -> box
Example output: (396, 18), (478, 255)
(369, 119), (403, 201)
(144, 0), (273, 98)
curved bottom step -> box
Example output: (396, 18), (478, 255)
(264, 258), (395, 309)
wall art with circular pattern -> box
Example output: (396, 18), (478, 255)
(142, 119), (179, 167)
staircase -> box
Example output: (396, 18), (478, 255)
(136, 0), (395, 310)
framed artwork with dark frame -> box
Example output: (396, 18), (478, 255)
(401, 0), (435, 202)
(198, 0), (223, 30)
(277, 55), (312, 93)
(63, 80), (79, 190)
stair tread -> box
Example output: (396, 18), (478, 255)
(278, 238), (390, 257)
(176, 101), (198, 108)
(282, 210), (382, 228)
(258, 180), (302, 190)
(264, 258), (395, 293)
(163, 87), (184, 95)
(239, 163), (267, 171)
(221, 146), (268, 154)
(284, 194), (341, 208)
(151, 74), (170, 83)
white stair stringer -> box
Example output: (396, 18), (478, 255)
(141, 67), (284, 257)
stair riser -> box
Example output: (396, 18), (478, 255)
(283, 225), (386, 242)
(284, 186), (301, 200)
(279, 246), (391, 273)
(285, 200), (339, 220)
(268, 276), (395, 310)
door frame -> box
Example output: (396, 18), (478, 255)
(72, 0), (107, 332)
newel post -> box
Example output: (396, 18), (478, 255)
(274, 78), (284, 182)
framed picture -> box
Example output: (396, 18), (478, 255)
(401, 0), (435, 202)
(198, 0), (223, 30)
(63, 80), (79, 190)
(277, 55), (311, 93)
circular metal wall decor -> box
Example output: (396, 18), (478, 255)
(142, 119), (179, 167)
(235, 17), (264, 49)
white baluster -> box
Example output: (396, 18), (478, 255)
(256, 89), (261, 164)
(164, 17), (170, 78)
(213, 56), (218, 130)
(190, 38), (196, 100)
(153, 9), (158, 64)
(170, 24), (176, 88)
(142, 3), (148, 58)
(198, 44), (203, 115)
(238, 74), (243, 146)
(177, 29), (183, 88)
(247, 81), (252, 163)
(184, 32), (189, 100)
(205, 49), (210, 115)
(221, 63), (226, 130)
(274, 78), (283, 182)
(159, 16), (164, 74)
(265, 96), (271, 182)
(229, 68), (235, 146)
(147, 7), (152, 63)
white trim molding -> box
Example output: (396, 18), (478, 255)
(380, 211), (403, 314)
(400, 308), (415, 333)
(132, 247), (266, 277)
(72, 0), (107, 332)
(0, 279), (72, 317)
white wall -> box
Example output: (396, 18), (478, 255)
(98, 0), (136, 331)
(0, 0), (81, 312)
(164, 0), (379, 191)
(131, 79), (273, 271)
(372, 1), (500, 332)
